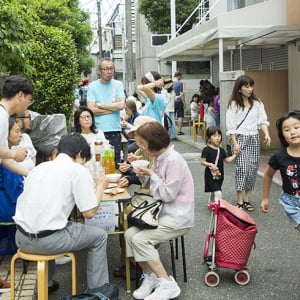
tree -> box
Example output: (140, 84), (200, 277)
(20, 0), (94, 75)
(138, 0), (199, 34)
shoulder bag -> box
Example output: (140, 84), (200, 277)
(128, 192), (163, 229)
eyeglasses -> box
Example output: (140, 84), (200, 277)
(100, 67), (114, 72)
(80, 115), (92, 120)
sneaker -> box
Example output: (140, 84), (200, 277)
(145, 276), (181, 300)
(0, 277), (10, 293)
(55, 255), (72, 265)
(133, 272), (159, 299)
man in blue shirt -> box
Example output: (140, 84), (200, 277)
(173, 71), (185, 135)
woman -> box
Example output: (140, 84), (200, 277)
(136, 71), (166, 123)
(73, 106), (109, 158)
(125, 122), (194, 300)
(226, 75), (271, 211)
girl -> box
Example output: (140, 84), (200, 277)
(261, 110), (300, 231)
(201, 126), (237, 203)
(226, 75), (271, 210)
(205, 99), (216, 128)
(190, 94), (200, 121)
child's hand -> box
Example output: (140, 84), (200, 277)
(119, 176), (129, 187)
(210, 164), (219, 171)
(264, 135), (271, 147)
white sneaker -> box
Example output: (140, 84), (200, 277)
(133, 272), (159, 299)
(144, 276), (181, 300)
(55, 255), (72, 265)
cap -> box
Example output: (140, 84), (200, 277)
(127, 116), (157, 138)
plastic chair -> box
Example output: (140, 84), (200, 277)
(10, 250), (76, 300)
(169, 235), (187, 282)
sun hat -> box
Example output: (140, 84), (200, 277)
(127, 116), (157, 138)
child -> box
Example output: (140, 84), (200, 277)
(201, 126), (237, 203)
(190, 94), (200, 121)
(261, 110), (300, 231)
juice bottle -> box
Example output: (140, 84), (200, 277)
(94, 139), (103, 163)
(102, 146), (115, 174)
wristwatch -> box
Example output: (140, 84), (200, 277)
(97, 103), (102, 109)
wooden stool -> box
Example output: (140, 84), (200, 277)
(10, 250), (76, 300)
(169, 236), (187, 282)
(192, 121), (206, 142)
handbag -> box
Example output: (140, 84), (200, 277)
(127, 192), (163, 229)
(62, 283), (119, 300)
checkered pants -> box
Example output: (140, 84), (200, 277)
(233, 134), (260, 191)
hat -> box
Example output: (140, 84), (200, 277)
(164, 78), (173, 89)
(127, 116), (157, 138)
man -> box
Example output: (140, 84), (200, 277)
(0, 75), (34, 291)
(14, 133), (109, 293)
(15, 110), (37, 171)
(0, 76), (34, 176)
(173, 71), (185, 135)
(87, 58), (125, 166)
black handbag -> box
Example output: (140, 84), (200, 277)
(62, 283), (119, 300)
(128, 192), (163, 229)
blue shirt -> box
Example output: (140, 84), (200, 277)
(173, 81), (183, 101)
(87, 79), (125, 132)
(142, 94), (166, 123)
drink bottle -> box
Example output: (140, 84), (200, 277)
(102, 145), (115, 174)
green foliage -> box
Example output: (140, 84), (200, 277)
(0, 0), (37, 74)
(25, 24), (79, 121)
(138, 0), (199, 34)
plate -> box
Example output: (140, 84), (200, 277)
(104, 188), (125, 194)
(107, 183), (118, 188)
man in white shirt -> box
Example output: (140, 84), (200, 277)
(14, 133), (109, 293)
(0, 76), (34, 177)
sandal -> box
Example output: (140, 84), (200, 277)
(243, 202), (254, 211)
(236, 203), (244, 209)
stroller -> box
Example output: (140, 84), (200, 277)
(203, 199), (257, 287)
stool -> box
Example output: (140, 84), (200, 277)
(10, 250), (76, 300)
(169, 236), (187, 282)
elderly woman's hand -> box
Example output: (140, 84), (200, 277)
(135, 167), (153, 177)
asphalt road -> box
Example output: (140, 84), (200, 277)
(50, 140), (300, 300)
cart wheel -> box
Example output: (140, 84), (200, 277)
(234, 270), (250, 285)
(205, 271), (220, 287)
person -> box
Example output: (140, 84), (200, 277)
(190, 93), (200, 121)
(226, 74), (271, 210)
(79, 80), (89, 107)
(261, 110), (300, 231)
(201, 126), (237, 203)
(73, 106), (109, 155)
(206, 99), (216, 128)
(214, 88), (220, 128)
(161, 79), (176, 140)
(14, 110), (37, 171)
(136, 71), (166, 123)
(35, 145), (57, 166)
(0, 75), (34, 177)
(121, 99), (140, 153)
(87, 58), (125, 167)
(124, 122), (194, 300)
(173, 71), (185, 135)
(0, 118), (24, 223)
(14, 133), (110, 293)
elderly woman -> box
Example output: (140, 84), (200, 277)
(125, 122), (194, 300)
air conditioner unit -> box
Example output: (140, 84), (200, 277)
(151, 34), (171, 47)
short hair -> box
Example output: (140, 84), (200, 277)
(8, 116), (17, 131)
(141, 71), (161, 84)
(73, 106), (97, 134)
(35, 145), (57, 165)
(2, 76), (34, 99)
(174, 71), (182, 78)
(98, 57), (114, 69)
(276, 110), (300, 148)
(57, 133), (91, 161)
(136, 122), (170, 151)
(206, 126), (222, 143)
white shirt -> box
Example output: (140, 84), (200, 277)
(0, 104), (9, 164)
(81, 131), (109, 160)
(14, 153), (98, 233)
(226, 100), (270, 136)
(162, 89), (175, 112)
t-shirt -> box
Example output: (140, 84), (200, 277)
(87, 79), (125, 132)
(268, 149), (300, 197)
(173, 81), (184, 101)
(142, 94), (166, 123)
(0, 104), (9, 164)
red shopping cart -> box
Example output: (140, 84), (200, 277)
(203, 199), (257, 287)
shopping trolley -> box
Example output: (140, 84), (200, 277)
(203, 199), (257, 287)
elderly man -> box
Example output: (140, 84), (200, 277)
(87, 58), (125, 166)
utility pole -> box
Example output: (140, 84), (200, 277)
(125, 0), (134, 92)
(170, 0), (177, 77)
(97, 0), (103, 60)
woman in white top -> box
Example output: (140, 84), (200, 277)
(226, 75), (271, 211)
(73, 106), (109, 158)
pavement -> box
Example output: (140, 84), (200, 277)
(1, 125), (292, 300)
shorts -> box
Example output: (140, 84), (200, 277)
(279, 192), (300, 229)
(175, 100), (184, 118)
